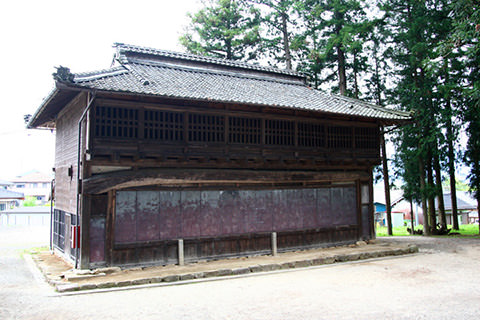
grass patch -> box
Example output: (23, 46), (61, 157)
(376, 225), (422, 237)
(454, 224), (480, 236)
(21, 245), (49, 258)
(376, 224), (480, 237)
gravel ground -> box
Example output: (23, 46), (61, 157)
(1, 226), (479, 320)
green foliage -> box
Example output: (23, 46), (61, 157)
(377, 224), (480, 237)
(179, 0), (480, 215)
(431, 0), (480, 205)
(293, 0), (373, 94)
(443, 178), (471, 192)
(22, 196), (37, 207)
(247, 0), (299, 69)
(180, 0), (262, 61)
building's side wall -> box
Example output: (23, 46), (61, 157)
(81, 96), (378, 268)
(110, 186), (359, 266)
(52, 92), (87, 260)
(84, 174), (374, 268)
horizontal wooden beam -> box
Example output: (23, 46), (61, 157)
(83, 168), (370, 194)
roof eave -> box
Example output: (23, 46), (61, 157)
(75, 87), (411, 123)
(28, 82), (91, 129)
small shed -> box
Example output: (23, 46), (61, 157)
(28, 44), (410, 268)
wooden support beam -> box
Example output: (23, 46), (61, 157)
(83, 168), (370, 194)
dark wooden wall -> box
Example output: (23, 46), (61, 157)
(86, 98), (381, 172)
(54, 92), (87, 214)
(90, 186), (362, 267)
(72, 95), (379, 268)
(114, 187), (356, 242)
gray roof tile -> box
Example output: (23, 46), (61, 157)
(30, 44), (410, 128)
(73, 58), (409, 121)
(114, 43), (303, 78)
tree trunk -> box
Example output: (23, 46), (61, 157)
(427, 151), (437, 231)
(373, 45), (382, 106)
(226, 37), (233, 60)
(433, 148), (447, 229)
(419, 157), (430, 235)
(381, 128), (392, 236)
(478, 198), (480, 235)
(353, 51), (359, 99)
(281, 11), (292, 70)
(445, 100), (459, 229)
(334, 9), (347, 96)
(410, 199), (415, 233)
(337, 45), (347, 95)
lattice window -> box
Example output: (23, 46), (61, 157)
(53, 209), (65, 251)
(144, 110), (184, 142)
(298, 122), (325, 147)
(355, 127), (378, 150)
(229, 117), (261, 144)
(94, 106), (138, 139)
(265, 119), (294, 145)
(188, 114), (225, 143)
(327, 126), (353, 149)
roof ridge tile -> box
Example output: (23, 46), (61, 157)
(114, 43), (304, 78)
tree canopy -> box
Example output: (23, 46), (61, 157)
(180, 0), (480, 233)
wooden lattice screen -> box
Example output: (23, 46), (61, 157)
(298, 122), (325, 148)
(355, 127), (378, 150)
(327, 126), (353, 149)
(94, 106), (138, 139)
(92, 106), (378, 151)
(265, 119), (295, 145)
(188, 114), (225, 143)
(229, 117), (261, 144)
(144, 110), (184, 141)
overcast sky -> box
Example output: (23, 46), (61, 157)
(0, 0), (201, 180)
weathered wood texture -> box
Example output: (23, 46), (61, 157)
(99, 186), (361, 267)
(87, 194), (108, 264)
(108, 227), (358, 267)
(54, 92), (87, 213)
(83, 168), (370, 195)
(86, 99), (380, 172)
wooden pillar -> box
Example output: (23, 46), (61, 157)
(105, 190), (116, 266)
(79, 194), (90, 269)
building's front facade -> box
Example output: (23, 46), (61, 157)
(29, 44), (410, 269)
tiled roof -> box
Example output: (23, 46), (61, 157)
(114, 43), (303, 78)
(0, 189), (24, 200)
(29, 44), (410, 128)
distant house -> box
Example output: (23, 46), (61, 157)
(439, 192), (478, 225)
(0, 183), (24, 211)
(375, 185), (478, 228)
(0, 189), (24, 209)
(8, 171), (52, 205)
(373, 186), (420, 227)
(28, 43), (410, 269)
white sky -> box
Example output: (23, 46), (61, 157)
(0, 0), (201, 180)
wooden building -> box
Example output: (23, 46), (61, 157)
(29, 43), (410, 269)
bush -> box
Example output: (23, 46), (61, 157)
(22, 196), (37, 207)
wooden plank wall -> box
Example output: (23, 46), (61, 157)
(54, 92), (87, 214)
(101, 186), (360, 267)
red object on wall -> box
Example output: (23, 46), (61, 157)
(71, 226), (81, 249)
